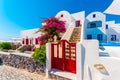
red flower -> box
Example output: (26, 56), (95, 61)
(37, 17), (66, 45)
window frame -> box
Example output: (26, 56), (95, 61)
(97, 34), (103, 41)
(93, 14), (96, 18)
(111, 35), (116, 41)
(106, 24), (108, 29)
(76, 20), (80, 27)
(87, 21), (102, 28)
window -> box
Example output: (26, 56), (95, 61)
(35, 38), (38, 44)
(97, 34), (103, 41)
(87, 34), (92, 39)
(111, 35), (116, 41)
(90, 23), (96, 28)
(87, 21), (102, 28)
(106, 24), (108, 29)
(93, 14), (96, 18)
(76, 20), (80, 27)
(61, 14), (63, 17)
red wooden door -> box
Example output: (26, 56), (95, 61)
(51, 42), (64, 70)
(64, 41), (76, 73)
(51, 40), (76, 73)
(26, 38), (29, 45)
(35, 38), (38, 44)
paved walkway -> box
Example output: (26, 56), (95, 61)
(0, 65), (49, 80)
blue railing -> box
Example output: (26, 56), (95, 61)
(100, 42), (120, 46)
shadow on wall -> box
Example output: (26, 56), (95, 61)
(81, 44), (86, 80)
(88, 67), (92, 80)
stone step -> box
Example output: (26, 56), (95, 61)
(69, 27), (81, 43)
(50, 69), (76, 80)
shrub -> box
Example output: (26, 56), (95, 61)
(0, 42), (12, 50)
(32, 45), (46, 64)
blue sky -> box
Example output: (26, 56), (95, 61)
(0, 0), (120, 40)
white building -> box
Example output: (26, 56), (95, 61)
(20, 11), (120, 45)
(56, 11), (120, 43)
(19, 10), (120, 80)
(56, 10), (85, 41)
(84, 12), (107, 43)
(56, 10), (85, 28)
(20, 28), (42, 45)
(106, 21), (120, 42)
(45, 10), (120, 80)
(83, 11), (120, 43)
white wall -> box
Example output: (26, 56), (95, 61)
(71, 11), (85, 21)
(76, 40), (120, 80)
(76, 40), (99, 80)
(106, 21), (115, 27)
(71, 11), (85, 27)
(71, 11), (85, 41)
(46, 43), (51, 78)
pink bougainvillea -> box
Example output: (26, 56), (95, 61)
(37, 17), (66, 45)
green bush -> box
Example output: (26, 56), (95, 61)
(0, 42), (12, 50)
(32, 45), (46, 64)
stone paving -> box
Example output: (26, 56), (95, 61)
(0, 65), (49, 80)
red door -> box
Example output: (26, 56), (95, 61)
(35, 38), (38, 44)
(64, 41), (76, 73)
(22, 38), (25, 44)
(51, 40), (76, 73)
(51, 42), (64, 70)
(26, 37), (29, 45)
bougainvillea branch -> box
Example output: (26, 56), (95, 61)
(37, 17), (66, 45)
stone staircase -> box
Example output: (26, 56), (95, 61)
(69, 27), (81, 43)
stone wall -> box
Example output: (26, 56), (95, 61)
(0, 53), (45, 74)
(0, 53), (72, 80)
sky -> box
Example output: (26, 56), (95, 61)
(0, 0), (120, 40)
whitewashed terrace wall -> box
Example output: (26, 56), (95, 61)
(76, 40), (99, 80)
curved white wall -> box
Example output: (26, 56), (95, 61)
(56, 10), (73, 29)
(86, 12), (105, 22)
